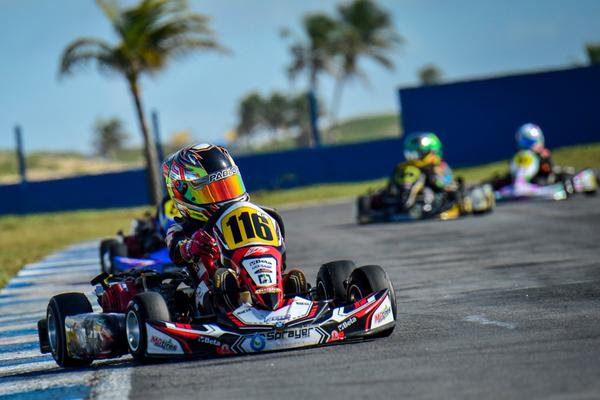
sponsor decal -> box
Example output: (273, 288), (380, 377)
(245, 247), (269, 257)
(255, 287), (281, 294)
(250, 333), (266, 351)
(265, 314), (289, 323)
(374, 304), (392, 324)
(353, 297), (369, 308)
(245, 258), (276, 271)
(337, 316), (357, 331)
(235, 307), (253, 315)
(151, 335), (178, 352)
(329, 330), (346, 342)
(198, 336), (221, 347)
(217, 344), (233, 355)
(265, 327), (312, 341)
(208, 166), (239, 183)
(258, 274), (272, 285)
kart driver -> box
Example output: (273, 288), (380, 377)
(393, 131), (456, 194)
(490, 123), (555, 190)
(162, 143), (297, 315)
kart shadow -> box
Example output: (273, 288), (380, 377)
(169, 338), (376, 369)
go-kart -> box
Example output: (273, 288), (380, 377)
(99, 197), (180, 274)
(492, 168), (598, 202)
(37, 201), (397, 367)
(357, 163), (495, 224)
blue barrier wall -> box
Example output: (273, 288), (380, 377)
(3, 66), (600, 215)
(399, 66), (600, 167)
(0, 169), (151, 214)
(0, 138), (404, 215)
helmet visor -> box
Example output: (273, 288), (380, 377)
(187, 172), (246, 205)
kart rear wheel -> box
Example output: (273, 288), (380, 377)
(100, 239), (127, 274)
(126, 292), (171, 363)
(346, 265), (397, 337)
(316, 260), (354, 303)
(47, 292), (93, 367)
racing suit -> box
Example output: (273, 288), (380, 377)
(491, 147), (554, 190)
(165, 205), (286, 313)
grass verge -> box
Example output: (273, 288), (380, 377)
(1, 142), (598, 289)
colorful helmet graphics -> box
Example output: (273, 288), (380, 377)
(162, 144), (248, 221)
(403, 132), (443, 163)
(516, 123), (544, 151)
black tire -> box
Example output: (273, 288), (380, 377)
(283, 269), (308, 296)
(99, 239), (127, 274)
(346, 265), (397, 337)
(126, 292), (171, 362)
(316, 260), (354, 303)
(47, 292), (93, 367)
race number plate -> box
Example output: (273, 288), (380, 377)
(216, 202), (280, 250)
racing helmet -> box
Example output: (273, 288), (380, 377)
(516, 123), (544, 151)
(162, 144), (248, 221)
(403, 132), (443, 163)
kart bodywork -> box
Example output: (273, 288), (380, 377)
(99, 198), (179, 274)
(40, 288), (394, 361)
(39, 201), (397, 367)
(494, 168), (598, 202)
(357, 163), (495, 224)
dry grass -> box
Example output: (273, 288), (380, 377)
(0, 207), (150, 288)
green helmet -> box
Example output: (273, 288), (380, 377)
(403, 132), (443, 162)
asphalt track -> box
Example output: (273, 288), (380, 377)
(1, 195), (599, 399)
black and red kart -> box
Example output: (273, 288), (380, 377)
(37, 201), (396, 367)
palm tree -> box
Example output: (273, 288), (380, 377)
(329, 0), (402, 130)
(59, 0), (226, 206)
(418, 64), (443, 85)
(284, 14), (338, 146)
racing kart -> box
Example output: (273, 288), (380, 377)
(492, 168), (598, 202)
(99, 197), (180, 274)
(37, 201), (397, 367)
(357, 163), (495, 224)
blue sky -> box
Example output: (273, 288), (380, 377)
(0, 0), (599, 153)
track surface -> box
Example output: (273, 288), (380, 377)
(1, 196), (599, 399)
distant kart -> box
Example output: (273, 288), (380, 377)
(493, 168), (598, 202)
(99, 198), (180, 274)
(38, 201), (396, 367)
(357, 163), (495, 224)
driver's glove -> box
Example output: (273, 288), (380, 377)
(179, 229), (219, 264)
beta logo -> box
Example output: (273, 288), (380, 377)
(337, 316), (357, 331)
(374, 305), (392, 324)
(249, 333), (266, 352)
(198, 336), (221, 347)
(150, 335), (177, 352)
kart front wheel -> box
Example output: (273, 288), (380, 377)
(316, 260), (354, 304)
(126, 292), (171, 363)
(346, 265), (397, 337)
(47, 292), (93, 367)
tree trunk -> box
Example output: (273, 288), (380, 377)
(329, 76), (345, 142)
(128, 76), (162, 207)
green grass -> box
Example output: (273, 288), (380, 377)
(1, 142), (598, 289)
(323, 113), (401, 144)
(0, 207), (151, 288)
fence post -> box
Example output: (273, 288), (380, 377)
(308, 90), (321, 147)
(14, 125), (27, 184)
